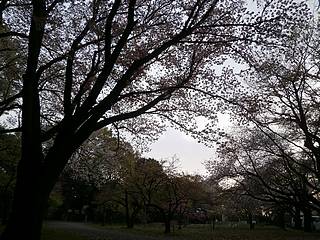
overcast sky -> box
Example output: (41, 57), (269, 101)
(144, 128), (213, 175)
(144, 114), (232, 175)
(144, 0), (320, 175)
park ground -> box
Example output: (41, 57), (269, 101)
(37, 221), (320, 240)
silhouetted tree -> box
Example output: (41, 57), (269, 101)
(0, 1), (307, 239)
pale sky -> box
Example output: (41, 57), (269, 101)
(144, 128), (213, 175)
(144, 114), (232, 175)
(145, 0), (320, 175)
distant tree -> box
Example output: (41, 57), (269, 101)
(94, 180), (121, 225)
(59, 128), (137, 223)
(58, 171), (97, 221)
(206, 12), (320, 232)
(208, 127), (318, 231)
(65, 128), (136, 186)
(123, 157), (166, 228)
(144, 171), (206, 233)
(175, 174), (208, 228)
(206, 171), (265, 229)
(96, 157), (167, 228)
(0, 1), (308, 239)
(95, 157), (208, 232)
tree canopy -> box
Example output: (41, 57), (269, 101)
(206, 13), (320, 232)
(0, 0), (311, 239)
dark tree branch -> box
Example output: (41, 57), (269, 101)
(0, 31), (28, 39)
(0, 127), (22, 134)
(64, 17), (95, 116)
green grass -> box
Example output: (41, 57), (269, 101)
(41, 228), (87, 240)
(173, 224), (320, 240)
(95, 223), (320, 240)
(2, 222), (320, 240)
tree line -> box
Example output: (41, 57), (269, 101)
(206, 13), (320, 232)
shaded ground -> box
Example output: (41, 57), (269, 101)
(45, 221), (173, 240)
(45, 221), (320, 240)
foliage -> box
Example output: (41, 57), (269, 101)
(0, 0), (312, 239)
(206, 12), (320, 232)
(93, 156), (210, 232)
(0, 21), (23, 119)
(0, 0), (310, 143)
(65, 128), (136, 186)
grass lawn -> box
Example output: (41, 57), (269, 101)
(174, 224), (320, 240)
(96, 223), (320, 240)
(41, 227), (87, 240)
(2, 222), (320, 240)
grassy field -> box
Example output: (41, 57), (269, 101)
(1, 222), (320, 240)
(41, 227), (86, 240)
(96, 222), (320, 240)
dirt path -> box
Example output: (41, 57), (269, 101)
(45, 221), (174, 240)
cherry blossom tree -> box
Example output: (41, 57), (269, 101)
(0, 0), (308, 239)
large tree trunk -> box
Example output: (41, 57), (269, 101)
(1, 103), (94, 240)
(1, 155), (48, 240)
(1, 1), (48, 239)
(1, 136), (75, 240)
(1, 190), (48, 240)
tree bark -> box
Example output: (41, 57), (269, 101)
(1, 155), (48, 240)
(1, 136), (79, 240)
(1, 1), (47, 239)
